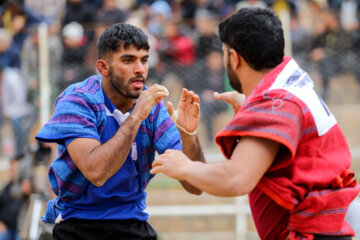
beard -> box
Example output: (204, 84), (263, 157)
(109, 66), (145, 99)
(226, 58), (243, 93)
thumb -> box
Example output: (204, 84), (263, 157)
(167, 101), (174, 116)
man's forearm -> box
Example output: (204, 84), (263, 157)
(180, 132), (205, 163)
(178, 131), (205, 194)
(74, 114), (142, 186)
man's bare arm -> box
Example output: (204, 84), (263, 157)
(67, 114), (142, 187)
(67, 85), (169, 186)
(151, 136), (280, 197)
(178, 132), (205, 195)
(167, 89), (205, 194)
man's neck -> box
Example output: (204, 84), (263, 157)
(242, 68), (272, 96)
(101, 79), (136, 113)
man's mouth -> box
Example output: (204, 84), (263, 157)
(131, 77), (145, 88)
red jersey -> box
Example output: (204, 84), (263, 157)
(215, 57), (360, 240)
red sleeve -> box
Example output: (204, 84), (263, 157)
(215, 99), (303, 170)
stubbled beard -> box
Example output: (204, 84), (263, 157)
(109, 67), (144, 99)
(226, 58), (243, 93)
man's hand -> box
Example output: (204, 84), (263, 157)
(213, 91), (246, 114)
(133, 84), (169, 120)
(168, 88), (200, 133)
(150, 149), (191, 180)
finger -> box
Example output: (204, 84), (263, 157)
(192, 93), (200, 103)
(167, 101), (174, 116)
(193, 102), (200, 115)
(150, 166), (162, 174)
(187, 90), (195, 104)
(213, 91), (221, 100)
(152, 159), (162, 168)
(213, 91), (224, 100)
(150, 84), (169, 96)
(154, 91), (169, 103)
(180, 88), (189, 103)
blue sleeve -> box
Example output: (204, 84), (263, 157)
(152, 101), (182, 154)
(35, 92), (101, 144)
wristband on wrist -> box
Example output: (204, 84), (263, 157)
(170, 110), (197, 136)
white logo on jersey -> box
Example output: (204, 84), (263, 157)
(131, 142), (138, 161)
(269, 60), (336, 136)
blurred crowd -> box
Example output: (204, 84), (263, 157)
(0, 0), (360, 239)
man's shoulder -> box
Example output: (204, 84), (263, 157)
(58, 75), (103, 103)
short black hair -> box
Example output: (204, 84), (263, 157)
(97, 23), (150, 59)
(219, 7), (284, 71)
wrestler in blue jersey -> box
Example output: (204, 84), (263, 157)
(36, 23), (204, 240)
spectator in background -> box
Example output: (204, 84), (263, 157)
(289, 12), (313, 70)
(193, 0), (222, 18)
(84, 0), (130, 71)
(0, 28), (13, 68)
(8, 11), (27, 69)
(0, 13), (26, 69)
(193, 9), (222, 60)
(309, 9), (352, 100)
(236, 0), (267, 10)
(0, 153), (33, 240)
(180, 0), (198, 27)
(96, 0), (128, 26)
(21, 25), (62, 108)
(156, 20), (195, 86)
(147, 0), (172, 38)
(190, 48), (228, 143)
(58, 21), (94, 92)
(62, 0), (96, 44)
(1, 64), (37, 157)
(23, 0), (66, 25)
(339, 0), (360, 32)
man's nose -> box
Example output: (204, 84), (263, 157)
(134, 60), (145, 75)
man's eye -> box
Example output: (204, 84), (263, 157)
(123, 58), (132, 63)
(142, 59), (148, 63)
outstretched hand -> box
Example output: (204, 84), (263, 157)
(150, 149), (191, 180)
(168, 88), (200, 134)
(213, 91), (246, 114)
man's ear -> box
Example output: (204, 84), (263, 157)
(229, 49), (240, 69)
(96, 59), (110, 76)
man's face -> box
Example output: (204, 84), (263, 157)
(223, 44), (243, 93)
(108, 45), (149, 99)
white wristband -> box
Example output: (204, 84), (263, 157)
(171, 110), (197, 136)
